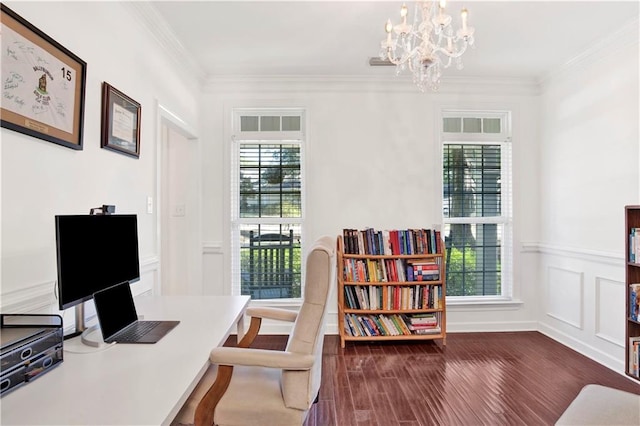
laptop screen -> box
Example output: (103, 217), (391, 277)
(94, 282), (138, 340)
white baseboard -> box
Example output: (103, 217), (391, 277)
(252, 314), (538, 335)
(538, 322), (626, 377)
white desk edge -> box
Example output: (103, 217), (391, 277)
(1, 295), (251, 426)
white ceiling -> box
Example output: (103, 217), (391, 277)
(150, 1), (639, 81)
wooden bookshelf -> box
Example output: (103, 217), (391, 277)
(336, 228), (446, 348)
(625, 206), (640, 380)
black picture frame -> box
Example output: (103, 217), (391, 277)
(100, 82), (141, 159)
(0, 4), (87, 150)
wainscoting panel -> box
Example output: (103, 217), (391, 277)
(547, 266), (584, 329)
(528, 242), (626, 373)
(595, 276), (624, 347)
(0, 280), (56, 314)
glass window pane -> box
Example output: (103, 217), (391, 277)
(282, 116), (301, 131)
(463, 118), (482, 133)
(443, 117), (462, 133)
(443, 223), (502, 296)
(260, 116), (280, 131)
(483, 118), (501, 133)
(443, 144), (501, 218)
(239, 224), (302, 300)
(239, 144), (301, 219)
(240, 116), (259, 132)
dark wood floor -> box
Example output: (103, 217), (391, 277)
(229, 332), (640, 426)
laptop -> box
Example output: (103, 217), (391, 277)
(93, 282), (179, 344)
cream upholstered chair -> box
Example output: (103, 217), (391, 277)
(175, 235), (334, 426)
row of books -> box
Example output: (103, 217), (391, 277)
(342, 228), (442, 256)
(343, 313), (442, 337)
(343, 258), (440, 283)
(631, 228), (640, 263)
(630, 336), (640, 377)
(344, 284), (443, 311)
(631, 284), (640, 321)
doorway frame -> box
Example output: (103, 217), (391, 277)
(156, 101), (200, 295)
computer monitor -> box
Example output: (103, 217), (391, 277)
(55, 214), (140, 337)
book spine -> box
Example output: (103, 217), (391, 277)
(631, 284), (640, 321)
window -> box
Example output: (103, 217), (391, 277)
(231, 109), (305, 300)
(442, 111), (512, 299)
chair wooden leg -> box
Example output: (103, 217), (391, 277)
(237, 316), (262, 348)
(194, 365), (234, 426)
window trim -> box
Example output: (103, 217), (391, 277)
(441, 110), (513, 301)
(230, 108), (306, 302)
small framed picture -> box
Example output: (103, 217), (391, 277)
(101, 82), (141, 158)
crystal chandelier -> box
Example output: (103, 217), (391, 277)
(378, 0), (475, 92)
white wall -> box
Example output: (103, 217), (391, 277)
(536, 25), (639, 372)
(1, 2), (201, 324)
(201, 78), (541, 334)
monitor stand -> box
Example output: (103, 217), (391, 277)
(79, 325), (108, 348)
(63, 302), (111, 350)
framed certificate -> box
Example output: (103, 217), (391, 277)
(0, 4), (87, 150)
(100, 82), (141, 159)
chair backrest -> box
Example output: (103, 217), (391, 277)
(281, 236), (334, 410)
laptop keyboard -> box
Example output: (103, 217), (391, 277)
(115, 321), (161, 342)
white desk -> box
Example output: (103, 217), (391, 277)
(1, 295), (250, 425)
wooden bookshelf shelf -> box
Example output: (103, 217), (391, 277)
(336, 229), (447, 348)
(625, 205), (640, 381)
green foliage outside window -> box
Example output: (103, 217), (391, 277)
(446, 246), (501, 296)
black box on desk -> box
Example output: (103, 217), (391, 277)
(1, 314), (63, 396)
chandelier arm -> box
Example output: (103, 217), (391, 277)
(432, 43), (469, 59)
(433, 44), (467, 58)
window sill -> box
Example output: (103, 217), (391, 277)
(248, 298), (302, 309)
(446, 297), (524, 311)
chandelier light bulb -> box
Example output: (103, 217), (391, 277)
(400, 4), (408, 18)
(461, 8), (468, 31)
(385, 19), (393, 33)
(439, 0), (447, 9)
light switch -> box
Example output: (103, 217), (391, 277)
(147, 196), (153, 214)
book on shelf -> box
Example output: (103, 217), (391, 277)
(631, 228), (640, 263)
(344, 284), (443, 310)
(631, 284), (640, 321)
(411, 326), (442, 335)
(406, 312), (438, 325)
(343, 313), (441, 337)
(630, 336), (640, 376)
(343, 257), (438, 283)
(342, 228), (442, 255)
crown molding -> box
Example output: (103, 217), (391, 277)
(121, 1), (206, 85)
(120, 2), (538, 97)
(203, 74), (539, 96)
(538, 17), (639, 90)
